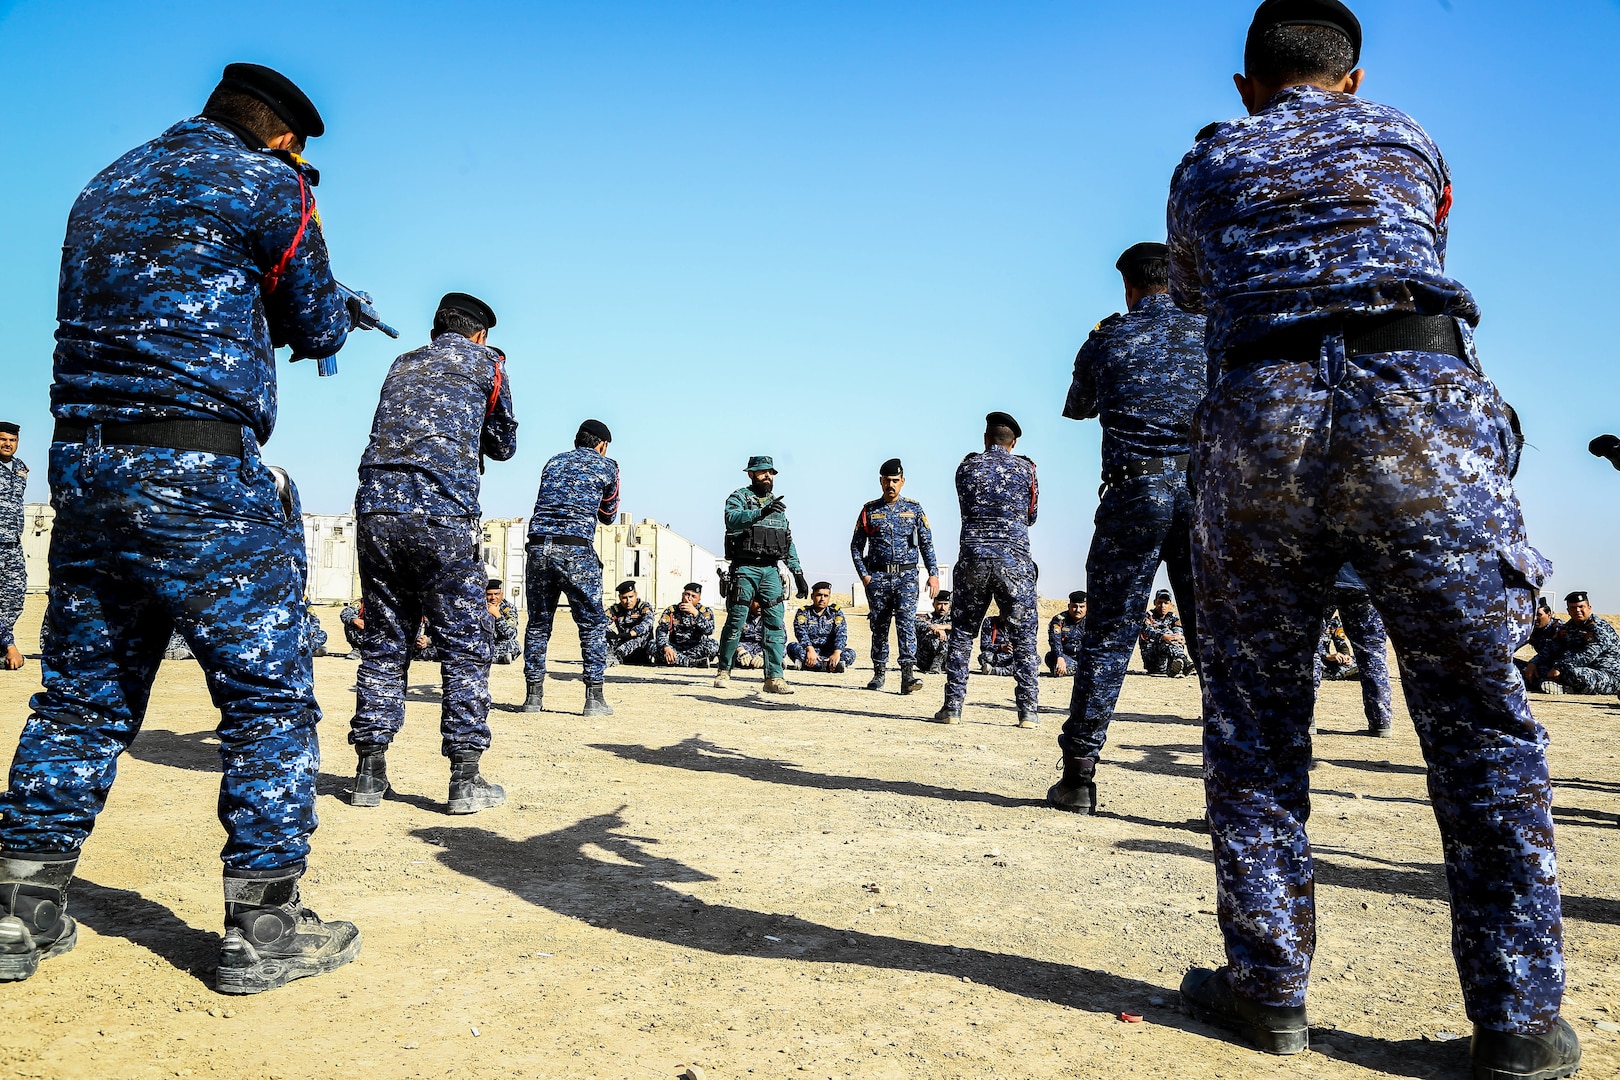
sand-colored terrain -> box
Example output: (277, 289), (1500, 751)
(0, 594), (1615, 1080)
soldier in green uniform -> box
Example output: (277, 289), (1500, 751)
(714, 456), (809, 694)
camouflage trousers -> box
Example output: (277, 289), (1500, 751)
(1139, 638), (1191, 675)
(523, 542), (608, 685)
(786, 642), (855, 670)
(607, 631), (655, 665)
(0, 437), (318, 871)
(1552, 666), (1620, 696)
(1191, 344), (1561, 1035)
(1317, 590), (1394, 730)
(659, 638), (720, 668)
(0, 542), (23, 652)
(719, 566), (786, 678)
(865, 571), (920, 668)
(914, 627), (948, 673)
(978, 653), (1018, 676)
(1044, 649), (1079, 676)
(351, 513), (492, 755)
(944, 555), (1038, 712)
(1061, 471), (1196, 759)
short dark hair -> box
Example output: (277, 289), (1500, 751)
(202, 87), (294, 147)
(432, 308), (489, 340)
(1245, 24), (1354, 85)
(1121, 257), (1170, 292)
(574, 430), (600, 448)
(987, 424), (1017, 447)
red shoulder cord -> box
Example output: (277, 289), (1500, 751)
(263, 173), (313, 296)
(487, 358), (505, 417)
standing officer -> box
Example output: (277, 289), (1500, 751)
(930, 413), (1039, 727)
(0, 65), (359, 993)
(0, 422), (26, 671)
(850, 458), (940, 694)
(348, 293), (517, 816)
(1046, 591), (1087, 676)
(1049, 241), (1206, 814)
(519, 419), (619, 716)
(715, 456), (809, 695)
(1169, 4), (1576, 1074)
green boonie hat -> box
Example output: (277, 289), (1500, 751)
(745, 455), (777, 473)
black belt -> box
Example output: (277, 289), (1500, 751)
(530, 534), (592, 547)
(871, 563), (918, 575)
(1224, 312), (1465, 370)
(1103, 454), (1188, 487)
(53, 418), (245, 457)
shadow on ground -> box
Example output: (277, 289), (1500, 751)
(413, 809), (1461, 1079)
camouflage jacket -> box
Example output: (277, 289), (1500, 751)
(793, 603), (848, 654)
(1140, 610), (1184, 647)
(979, 616), (1014, 658)
(528, 446), (620, 541)
(1168, 86), (1477, 371)
(356, 333), (518, 517)
(954, 445), (1038, 560)
(655, 603), (715, 651)
(1048, 611), (1085, 658)
(608, 599), (656, 641)
(0, 457), (27, 542)
(52, 117), (349, 441)
(850, 496), (938, 579)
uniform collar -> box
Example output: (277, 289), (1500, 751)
(1260, 84), (1344, 113)
(1128, 292), (1175, 314)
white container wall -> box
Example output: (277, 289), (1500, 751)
(21, 504), (53, 592)
(303, 514), (360, 603)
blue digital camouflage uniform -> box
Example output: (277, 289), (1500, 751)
(914, 607), (951, 674)
(943, 447), (1039, 714)
(350, 334), (517, 756)
(0, 116), (349, 871)
(489, 598), (520, 665)
(734, 606), (766, 667)
(717, 488), (804, 679)
(1522, 616), (1563, 673)
(787, 604), (855, 670)
(655, 603), (719, 667)
(1536, 614), (1620, 695)
(850, 497), (938, 670)
(339, 601), (364, 652)
(1138, 608), (1190, 675)
(977, 615), (1016, 676)
(0, 455), (27, 654)
(1169, 85), (1562, 1033)
(1059, 293), (1206, 760)
(1046, 610), (1085, 676)
(523, 447), (619, 686)
(1320, 564), (1393, 730)
(306, 607), (329, 658)
(606, 598), (656, 665)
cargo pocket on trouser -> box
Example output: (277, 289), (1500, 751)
(1499, 540), (1552, 646)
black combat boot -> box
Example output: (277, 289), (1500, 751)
(217, 865), (361, 995)
(1180, 966), (1308, 1055)
(582, 683), (614, 717)
(926, 705), (961, 725)
(865, 666), (887, 691)
(899, 664), (923, 695)
(1047, 752), (1097, 813)
(447, 750), (506, 814)
(1471, 1018), (1581, 1080)
(521, 681), (545, 713)
(348, 743), (389, 807)
(1017, 708), (1041, 728)
(0, 852), (79, 982)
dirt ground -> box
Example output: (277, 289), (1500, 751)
(0, 593), (1615, 1080)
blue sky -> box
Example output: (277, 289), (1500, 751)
(2, 1), (1617, 602)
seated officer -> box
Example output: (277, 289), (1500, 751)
(339, 600), (366, 654)
(735, 600), (767, 669)
(1514, 598), (1562, 678)
(486, 580), (520, 665)
(1317, 610), (1359, 680)
(1046, 590), (1087, 676)
(656, 583), (719, 668)
(787, 582), (855, 673)
(1526, 590), (1620, 695)
(978, 608), (1017, 676)
(163, 629), (194, 662)
(913, 589), (952, 674)
(306, 604), (330, 658)
(410, 618), (439, 663)
(1139, 589), (1190, 677)
(606, 581), (656, 666)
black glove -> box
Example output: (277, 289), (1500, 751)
(793, 572), (810, 599)
(345, 293), (366, 331)
(761, 497), (786, 517)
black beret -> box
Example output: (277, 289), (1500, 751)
(437, 292), (497, 330)
(577, 419), (612, 445)
(1116, 242), (1169, 273)
(812, 581), (832, 592)
(486, 579), (503, 591)
(1536, 597), (1552, 612)
(1068, 590), (1087, 603)
(935, 590), (952, 602)
(985, 411), (1022, 438)
(1247, 0), (1362, 68)
(683, 582), (702, 594)
(0, 422), (18, 435)
(879, 457), (903, 478)
(1565, 591), (1589, 605)
(218, 63), (325, 140)
(1154, 589), (1174, 601)
(617, 581), (637, 594)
